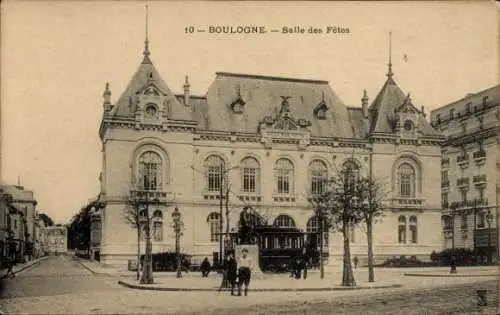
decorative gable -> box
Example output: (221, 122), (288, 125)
(258, 96), (311, 150)
(395, 94), (420, 137)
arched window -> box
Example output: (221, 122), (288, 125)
(204, 155), (225, 192)
(138, 151), (162, 190)
(306, 216), (329, 247)
(409, 215), (417, 244)
(343, 160), (360, 192)
(309, 160), (328, 195)
(152, 210), (163, 241)
(273, 214), (296, 228)
(275, 159), (294, 194)
(398, 215), (406, 244)
(207, 212), (221, 242)
(240, 157), (260, 193)
(398, 163), (415, 197)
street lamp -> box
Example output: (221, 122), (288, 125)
(486, 209), (493, 264)
(171, 206), (184, 278)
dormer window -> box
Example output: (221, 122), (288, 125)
(449, 108), (455, 120)
(313, 102), (328, 120)
(466, 102), (472, 114)
(482, 96), (488, 107)
(231, 98), (245, 114)
(317, 108), (326, 120)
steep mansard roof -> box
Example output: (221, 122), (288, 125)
(189, 72), (356, 138)
(107, 57), (441, 139)
(368, 76), (441, 137)
(109, 56), (191, 121)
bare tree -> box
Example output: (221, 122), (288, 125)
(123, 190), (162, 284)
(123, 197), (142, 281)
(352, 176), (388, 283)
(312, 161), (362, 287)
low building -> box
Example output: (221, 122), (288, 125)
(430, 84), (499, 261)
(46, 226), (67, 255)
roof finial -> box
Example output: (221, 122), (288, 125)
(387, 31), (393, 78)
(17, 174), (20, 186)
(142, 3), (151, 64)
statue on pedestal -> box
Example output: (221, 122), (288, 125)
(237, 206), (260, 245)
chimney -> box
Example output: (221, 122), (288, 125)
(103, 82), (113, 112)
(183, 75), (190, 106)
(361, 90), (369, 118)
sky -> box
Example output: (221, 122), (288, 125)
(1, 1), (498, 224)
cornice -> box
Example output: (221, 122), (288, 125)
(443, 126), (498, 147)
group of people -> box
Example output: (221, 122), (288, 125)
(218, 248), (253, 296)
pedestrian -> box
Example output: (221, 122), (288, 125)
(236, 248), (253, 296)
(353, 256), (359, 269)
(200, 257), (211, 277)
(5, 257), (15, 279)
(300, 251), (309, 280)
(220, 252), (238, 295)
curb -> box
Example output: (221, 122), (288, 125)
(117, 280), (403, 292)
(72, 256), (115, 277)
(404, 273), (498, 278)
(14, 256), (48, 275)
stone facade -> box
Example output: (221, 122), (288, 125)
(97, 43), (445, 268)
(430, 85), (499, 255)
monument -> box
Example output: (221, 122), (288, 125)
(234, 206), (264, 276)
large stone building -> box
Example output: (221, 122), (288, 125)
(430, 85), (499, 261)
(46, 225), (67, 255)
(97, 40), (444, 268)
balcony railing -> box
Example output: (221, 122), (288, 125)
(457, 177), (470, 188)
(273, 195), (296, 203)
(473, 174), (487, 186)
(473, 150), (486, 159)
(130, 190), (174, 203)
(391, 197), (425, 208)
(441, 180), (450, 188)
(238, 193), (262, 203)
(449, 198), (488, 210)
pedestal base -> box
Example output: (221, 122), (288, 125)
(234, 244), (264, 276)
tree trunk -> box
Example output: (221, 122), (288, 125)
(367, 219), (375, 282)
(136, 226), (140, 281)
(341, 219), (356, 287)
(141, 218), (154, 284)
(141, 236), (153, 284)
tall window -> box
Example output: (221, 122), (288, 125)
(461, 214), (468, 229)
(309, 160), (328, 195)
(444, 216), (453, 229)
(139, 151), (162, 190)
(478, 212), (486, 228)
(398, 163), (415, 197)
(441, 193), (448, 208)
(398, 215), (406, 244)
(240, 157), (260, 193)
(152, 210), (163, 241)
(204, 155), (225, 192)
(275, 159), (294, 194)
(461, 190), (467, 202)
(449, 108), (455, 120)
(441, 170), (448, 183)
(273, 214), (296, 228)
(343, 160), (360, 192)
(207, 212), (221, 242)
(409, 216), (417, 244)
(306, 216), (329, 247)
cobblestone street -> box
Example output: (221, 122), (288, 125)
(0, 255), (498, 315)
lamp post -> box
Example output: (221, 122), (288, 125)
(172, 206), (183, 278)
(449, 203), (457, 274)
(486, 209), (493, 264)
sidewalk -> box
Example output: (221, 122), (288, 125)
(117, 274), (402, 292)
(0, 256), (48, 279)
(402, 266), (499, 277)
